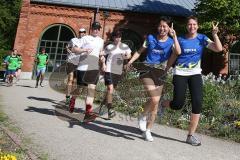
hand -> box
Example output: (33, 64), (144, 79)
(85, 48), (93, 54)
(212, 21), (219, 36)
(125, 62), (132, 71)
(169, 23), (177, 38)
(66, 47), (72, 54)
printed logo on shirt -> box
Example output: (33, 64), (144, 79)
(184, 48), (197, 53)
(152, 49), (164, 54)
(176, 61), (199, 69)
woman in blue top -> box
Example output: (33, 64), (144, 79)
(127, 17), (181, 142)
(162, 16), (222, 146)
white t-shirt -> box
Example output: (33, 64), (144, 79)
(77, 35), (104, 71)
(104, 43), (131, 75)
(67, 38), (81, 65)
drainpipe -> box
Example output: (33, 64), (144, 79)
(94, 7), (99, 22)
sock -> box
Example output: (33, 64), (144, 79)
(107, 103), (113, 109)
(86, 104), (92, 113)
(140, 115), (147, 121)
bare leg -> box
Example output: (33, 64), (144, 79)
(66, 72), (74, 97)
(35, 75), (40, 87)
(86, 84), (96, 107)
(188, 113), (200, 135)
(106, 84), (114, 104)
(146, 86), (163, 130)
(40, 73), (44, 86)
(106, 84), (116, 118)
(141, 78), (162, 117)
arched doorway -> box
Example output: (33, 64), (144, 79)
(35, 24), (76, 78)
(119, 28), (143, 53)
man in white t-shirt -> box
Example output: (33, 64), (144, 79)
(68, 22), (105, 122)
(102, 30), (131, 119)
(65, 28), (87, 105)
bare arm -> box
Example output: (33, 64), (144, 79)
(207, 22), (223, 52)
(165, 51), (178, 72)
(169, 23), (181, 55)
(207, 35), (223, 52)
(128, 47), (146, 65)
(71, 47), (92, 55)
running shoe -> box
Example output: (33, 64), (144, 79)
(138, 115), (147, 132)
(69, 97), (76, 113)
(142, 129), (153, 142)
(83, 112), (97, 123)
(108, 108), (116, 119)
(40, 82), (44, 87)
(186, 135), (201, 146)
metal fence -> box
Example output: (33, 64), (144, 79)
(229, 53), (240, 78)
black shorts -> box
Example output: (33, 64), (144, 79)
(66, 63), (77, 75)
(76, 70), (99, 86)
(139, 67), (166, 86)
(104, 72), (122, 86)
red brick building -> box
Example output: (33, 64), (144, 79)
(14, 0), (227, 79)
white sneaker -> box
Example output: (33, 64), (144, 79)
(138, 115), (147, 132)
(142, 129), (153, 142)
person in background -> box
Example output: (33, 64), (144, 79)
(65, 28), (87, 105)
(5, 49), (21, 86)
(35, 48), (49, 88)
(15, 53), (23, 82)
(102, 30), (132, 119)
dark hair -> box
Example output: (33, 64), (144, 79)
(112, 30), (122, 38)
(187, 15), (198, 24)
(92, 21), (102, 30)
(158, 16), (172, 26)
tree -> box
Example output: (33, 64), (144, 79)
(0, 0), (22, 51)
(193, 0), (240, 51)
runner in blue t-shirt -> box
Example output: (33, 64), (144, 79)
(127, 16), (181, 142)
(162, 16), (223, 146)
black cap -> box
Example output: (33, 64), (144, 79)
(91, 21), (102, 29)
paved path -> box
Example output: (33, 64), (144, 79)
(0, 80), (239, 160)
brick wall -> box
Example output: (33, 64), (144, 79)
(14, 1), (160, 75)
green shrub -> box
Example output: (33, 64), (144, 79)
(97, 71), (240, 143)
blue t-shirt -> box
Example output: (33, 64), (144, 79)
(176, 34), (209, 69)
(145, 34), (174, 64)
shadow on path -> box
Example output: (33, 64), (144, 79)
(24, 102), (186, 144)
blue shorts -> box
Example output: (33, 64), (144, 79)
(6, 69), (16, 75)
(36, 67), (46, 77)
